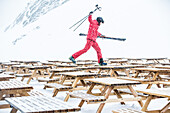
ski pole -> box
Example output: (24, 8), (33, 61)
(69, 4), (101, 31)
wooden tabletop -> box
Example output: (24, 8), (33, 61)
(109, 59), (128, 63)
(2, 62), (20, 66)
(22, 61), (40, 63)
(0, 80), (33, 91)
(48, 60), (72, 64)
(117, 77), (154, 82)
(107, 57), (125, 60)
(154, 65), (170, 69)
(144, 58), (167, 60)
(131, 68), (170, 72)
(60, 72), (100, 77)
(26, 66), (50, 69)
(5, 96), (80, 113)
(84, 78), (141, 86)
(55, 64), (77, 68)
(136, 88), (170, 98)
(50, 68), (83, 73)
(12, 65), (32, 68)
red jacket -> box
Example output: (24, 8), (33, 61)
(87, 15), (101, 41)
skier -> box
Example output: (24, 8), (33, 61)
(69, 11), (107, 66)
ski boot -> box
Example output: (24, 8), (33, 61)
(99, 58), (107, 66)
(69, 56), (76, 64)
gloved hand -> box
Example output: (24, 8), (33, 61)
(100, 34), (105, 37)
(89, 11), (93, 15)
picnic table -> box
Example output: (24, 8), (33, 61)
(77, 59), (97, 63)
(5, 96), (80, 113)
(144, 57), (167, 63)
(25, 66), (51, 84)
(108, 59), (128, 65)
(1, 62), (20, 71)
(75, 78), (143, 113)
(11, 65), (32, 74)
(126, 58), (145, 62)
(76, 62), (96, 67)
(48, 60), (73, 64)
(107, 57), (125, 60)
(136, 88), (170, 112)
(21, 61), (40, 66)
(131, 67), (170, 88)
(45, 72), (101, 97)
(0, 80), (33, 100)
(55, 64), (78, 68)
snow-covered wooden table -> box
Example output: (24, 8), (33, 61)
(0, 80), (33, 100)
(5, 96), (81, 113)
(73, 78), (143, 113)
(136, 88), (170, 112)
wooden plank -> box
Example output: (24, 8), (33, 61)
(85, 78), (141, 86)
(136, 88), (170, 98)
(68, 92), (106, 102)
(5, 96), (81, 112)
(112, 108), (146, 113)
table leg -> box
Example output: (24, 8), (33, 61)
(78, 83), (96, 107)
(134, 71), (139, 78)
(87, 83), (95, 94)
(125, 70), (130, 77)
(46, 69), (51, 76)
(100, 86), (109, 96)
(160, 102), (170, 113)
(113, 89), (125, 105)
(60, 76), (67, 85)
(0, 92), (4, 100)
(64, 77), (80, 102)
(146, 72), (159, 89)
(10, 107), (18, 113)
(49, 72), (55, 79)
(127, 86), (143, 107)
(97, 86), (114, 113)
(27, 70), (36, 84)
(141, 95), (152, 111)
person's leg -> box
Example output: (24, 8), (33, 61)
(92, 41), (107, 65)
(92, 41), (102, 63)
(72, 40), (93, 59)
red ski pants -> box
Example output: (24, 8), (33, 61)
(72, 39), (102, 63)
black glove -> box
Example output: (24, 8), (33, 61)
(89, 11), (93, 15)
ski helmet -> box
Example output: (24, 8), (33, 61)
(97, 17), (104, 24)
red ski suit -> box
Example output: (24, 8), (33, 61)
(72, 15), (102, 63)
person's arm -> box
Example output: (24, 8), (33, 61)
(88, 11), (94, 24)
(97, 32), (101, 36)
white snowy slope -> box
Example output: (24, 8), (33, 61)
(0, 0), (170, 62)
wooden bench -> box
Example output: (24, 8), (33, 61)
(27, 90), (44, 96)
(44, 83), (73, 97)
(3, 72), (16, 75)
(0, 100), (10, 109)
(15, 74), (32, 81)
(112, 108), (146, 113)
(5, 96), (81, 113)
(38, 77), (60, 83)
(67, 91), (106, 107)
(118, 89), (148, 99)
(0, 74), (15, 81)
